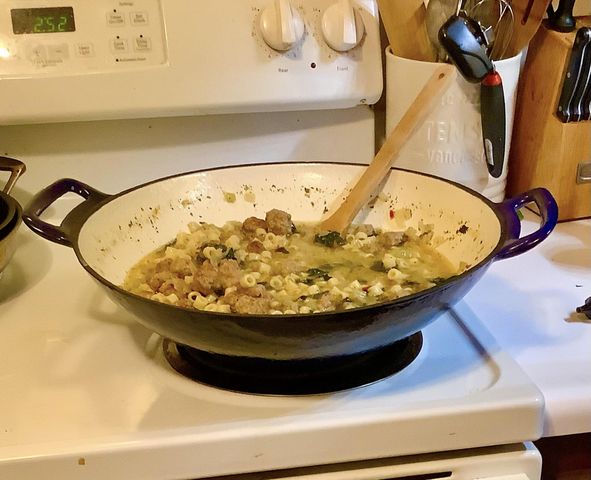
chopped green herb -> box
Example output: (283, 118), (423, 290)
(306, 268), (331, 281)
(314, 231), (345, 247)
(225, 248), (236, 260)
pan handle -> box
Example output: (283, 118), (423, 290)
(23, 178), (109, 247)
(0, 156), (26, 195)
(494, 188), (558, 260)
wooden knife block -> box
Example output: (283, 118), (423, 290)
(507, 18), (591, 221)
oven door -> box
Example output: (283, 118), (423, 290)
(225, 443), (541, 480)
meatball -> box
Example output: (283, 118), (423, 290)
(265, 209), (294, 235)
(191, 259), (242, 295)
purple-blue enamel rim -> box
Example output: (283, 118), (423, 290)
(493, 187), (558, 260)
(22, 178), (109, 247)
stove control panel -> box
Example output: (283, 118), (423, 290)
(0, 0), (382, 125)
(0, 0), (167, 75)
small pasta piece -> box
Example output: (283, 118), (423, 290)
(225, 235), (241, 249)
(240, 273), (257, 288)
(387, 268), (406, 282)
(269, 276), (284, 290)
(193, 295), (211, 309)
(259, 263), (272, 275)
(367, 283), (384, 297)
(203, 246), (223, 262)
(234, 249), (248, 262)
(299, 306), (312, 314)
(307, 284), (321, 295)
(383, 253), (397, 269)
(330, 286), (348, 300)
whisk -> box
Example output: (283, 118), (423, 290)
(463, 0), (514, 60)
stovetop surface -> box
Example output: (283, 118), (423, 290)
(0, 213), (544, 474)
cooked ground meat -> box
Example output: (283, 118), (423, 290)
(265, 209), (293, 235)
(191, 259), (241, 295)
(246, 240), (265, 253)
(217, 259), (242, 289)
(233, 295), (271, 314)
(381, 231), (407, 247)
(242, 217), (268, 235)
(222, 286), (271, 314)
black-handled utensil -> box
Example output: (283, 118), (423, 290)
(547, 0), (576, 32)
(439, 13), (506, 178)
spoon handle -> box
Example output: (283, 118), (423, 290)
(320, 63), (456, 233)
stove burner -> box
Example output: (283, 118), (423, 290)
(163, 333), (423, 395)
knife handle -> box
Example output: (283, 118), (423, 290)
(481, 72), (506, 178)
(547, 0), (577, 33)
(557, 27), (591, 122)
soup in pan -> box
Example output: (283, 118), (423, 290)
(122, 209), (457, 314)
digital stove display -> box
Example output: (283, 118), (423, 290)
(11, 7), (75, 34)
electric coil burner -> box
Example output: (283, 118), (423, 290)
(163, 332), (423, 395)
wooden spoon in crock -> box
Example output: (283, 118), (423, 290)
(319, 63), (456, 234)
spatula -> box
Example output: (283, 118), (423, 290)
(319, 64), (456, 234)
(504, 0), (553, 57)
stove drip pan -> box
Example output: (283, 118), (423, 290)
(163, 333), (422, 395)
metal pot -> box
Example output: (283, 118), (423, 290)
(0, 157), (26, 276)
(23, 163), (557, 361)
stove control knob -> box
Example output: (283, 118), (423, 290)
(260, 0), (305, 51)
(321, 0), (365, 52)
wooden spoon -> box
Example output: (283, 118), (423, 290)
(504, 0), (553, 57)
(377, 0), (436, 61)
(319, 64), (456, 234)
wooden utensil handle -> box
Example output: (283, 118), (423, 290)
(320, 64), (456, 233)
(377, 0), (436, 61)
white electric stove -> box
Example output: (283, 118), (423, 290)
(0, 0), (545, 478)
(0, 212), (544, 479)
